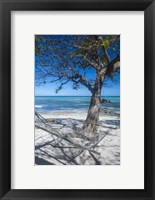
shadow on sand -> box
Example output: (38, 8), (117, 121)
(35, 156), (54, 165)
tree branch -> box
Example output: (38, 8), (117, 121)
(72, 74), (93, 93)
(75, 54), (98, 69)
(98, 36), (110, 64)
(106, 55), (120, 76)
(55, 79), (70, 93)
(99, 55), (120, 76)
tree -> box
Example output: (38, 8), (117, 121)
(35, 35), (120, 138)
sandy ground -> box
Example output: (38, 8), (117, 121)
(35, 110), (120, 165)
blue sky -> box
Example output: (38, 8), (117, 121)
(35, 64), (120, 96)
(35, 65), (120, 96)
(35, 81), (120, 96)
(35, 36), (120, 96)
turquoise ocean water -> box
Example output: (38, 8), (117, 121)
(35, 96), (120, 113)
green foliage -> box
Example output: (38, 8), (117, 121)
(102, 39), (110, 48)
(35, 35), (42, 55)
(35, 35), (47, 55)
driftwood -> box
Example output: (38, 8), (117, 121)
(35, 112), (109, 165)
(35, 125), (100, 156)
(86, 122), (117, 129)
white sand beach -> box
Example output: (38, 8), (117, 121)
(35, 109), (120, 165)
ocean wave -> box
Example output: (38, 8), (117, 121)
(35, 105), (43, 108)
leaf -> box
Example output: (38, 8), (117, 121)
(104, 39), (110, 48)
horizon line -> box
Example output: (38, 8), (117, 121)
(35, 95), (120, 97)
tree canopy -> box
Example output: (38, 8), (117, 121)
(35, 35), (120, 94)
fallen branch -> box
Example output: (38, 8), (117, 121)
(89, 152), (102, 165)
(86, 122), (117, 129)
(35, 111), (112, 165)
(39, 148), (66, 165)
(36, 125), (100, 156)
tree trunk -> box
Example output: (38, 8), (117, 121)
(82, 77), (102, 139)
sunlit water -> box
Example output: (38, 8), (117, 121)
(35, 96), (120, 114)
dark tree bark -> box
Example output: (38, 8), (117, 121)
(82, 56), (120, 138)
(82, 75), (103, 138)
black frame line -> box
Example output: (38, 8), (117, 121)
(0, 0), (154, 199)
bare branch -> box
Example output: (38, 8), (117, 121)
(99, 55), (120, 76)
(106, 55), (120, 77)
(55, 79), (70, 93)
(75, 54), (98, 69)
